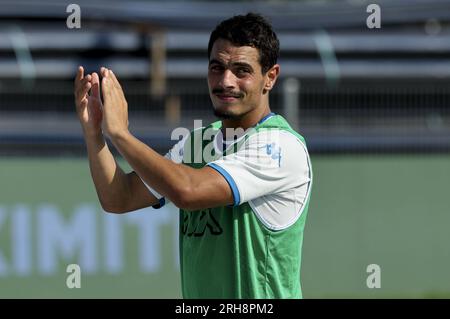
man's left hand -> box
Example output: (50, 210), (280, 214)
(100, 67), (130, 140)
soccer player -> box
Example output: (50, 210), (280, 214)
(74, 13), (312, 298)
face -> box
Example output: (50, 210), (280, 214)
(208, 39), (279, 120)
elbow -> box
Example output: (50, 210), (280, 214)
(171, 186), (198, 211)
(99, 199), (128, 214)
(102, 206), (125, 214)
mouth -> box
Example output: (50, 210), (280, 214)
(214, 94), (241, 103)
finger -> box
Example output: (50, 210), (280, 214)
(100, 66), (109, 78)
(75, 66), (84, 81)
(109, 70), (127, 100)
(108, 70), (121, 92)
(109, 70), (120, 86)
(78, 74), (92, 88)
(91, 72), (100, 99)
(76, 93), (89, 118)
(78, 82), (92, 104)
(75, 73), (91, 91)
(75, 75), (92, 101)
(80, 96), (88, 108)
(101, 74), (109, 105)
(74, 66), (84, 95)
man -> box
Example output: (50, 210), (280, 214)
(74, 13), (312, 299)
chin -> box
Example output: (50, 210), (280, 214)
(213, 108), (241, 120)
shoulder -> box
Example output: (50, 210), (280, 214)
(245, 128), (309, 158)
(225, 128), (311, 180)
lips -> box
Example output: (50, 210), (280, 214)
(215, 94), (241, 102)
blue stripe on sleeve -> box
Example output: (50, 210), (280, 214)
(207, 163), (241, 206)
(152, 197), (166, 209)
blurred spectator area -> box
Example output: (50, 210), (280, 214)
(0, 0), (450, 155)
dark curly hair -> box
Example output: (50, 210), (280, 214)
(207, 13), (280, 74)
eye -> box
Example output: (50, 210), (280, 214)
(236, 67), (250, 76)
(209, 65), (223, 72)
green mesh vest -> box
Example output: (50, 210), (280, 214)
(179, 114), (312, 299)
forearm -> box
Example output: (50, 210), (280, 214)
(84, 131), (131, 211)
(110, 131), (193, 206)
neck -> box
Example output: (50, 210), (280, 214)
(221, 106), (271, 131)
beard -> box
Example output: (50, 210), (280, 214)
(213, 105), (256, 120)
(213, 107), (242, 120)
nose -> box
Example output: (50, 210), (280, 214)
(219, 69), (236, 89)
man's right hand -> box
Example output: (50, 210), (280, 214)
(74, 66), (103, 136)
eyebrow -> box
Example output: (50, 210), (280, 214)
(209, 59), (254, 71)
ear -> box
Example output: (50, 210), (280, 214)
(263, 64), (280, 93)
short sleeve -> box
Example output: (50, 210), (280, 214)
(207, 130), (311, 206)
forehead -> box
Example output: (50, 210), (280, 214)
(210, 38), (260, 65)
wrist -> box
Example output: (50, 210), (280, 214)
(83, 129), (107, 153)
(109, 129), (132, 144)
(82, 127), (103, 139)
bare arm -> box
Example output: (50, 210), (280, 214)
(74, 66), (158, 213)
(110, 131), (233, 211)
(85, 131), (159, 213)
(100, 68), (234, 211)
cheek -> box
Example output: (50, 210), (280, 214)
(207, 75), (213, 87)
(240, 79), (265, 96)
(239, 78), (255, 93)
(207, 73), (218, 86)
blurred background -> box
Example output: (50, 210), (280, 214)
(1, 0), (450, 298)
